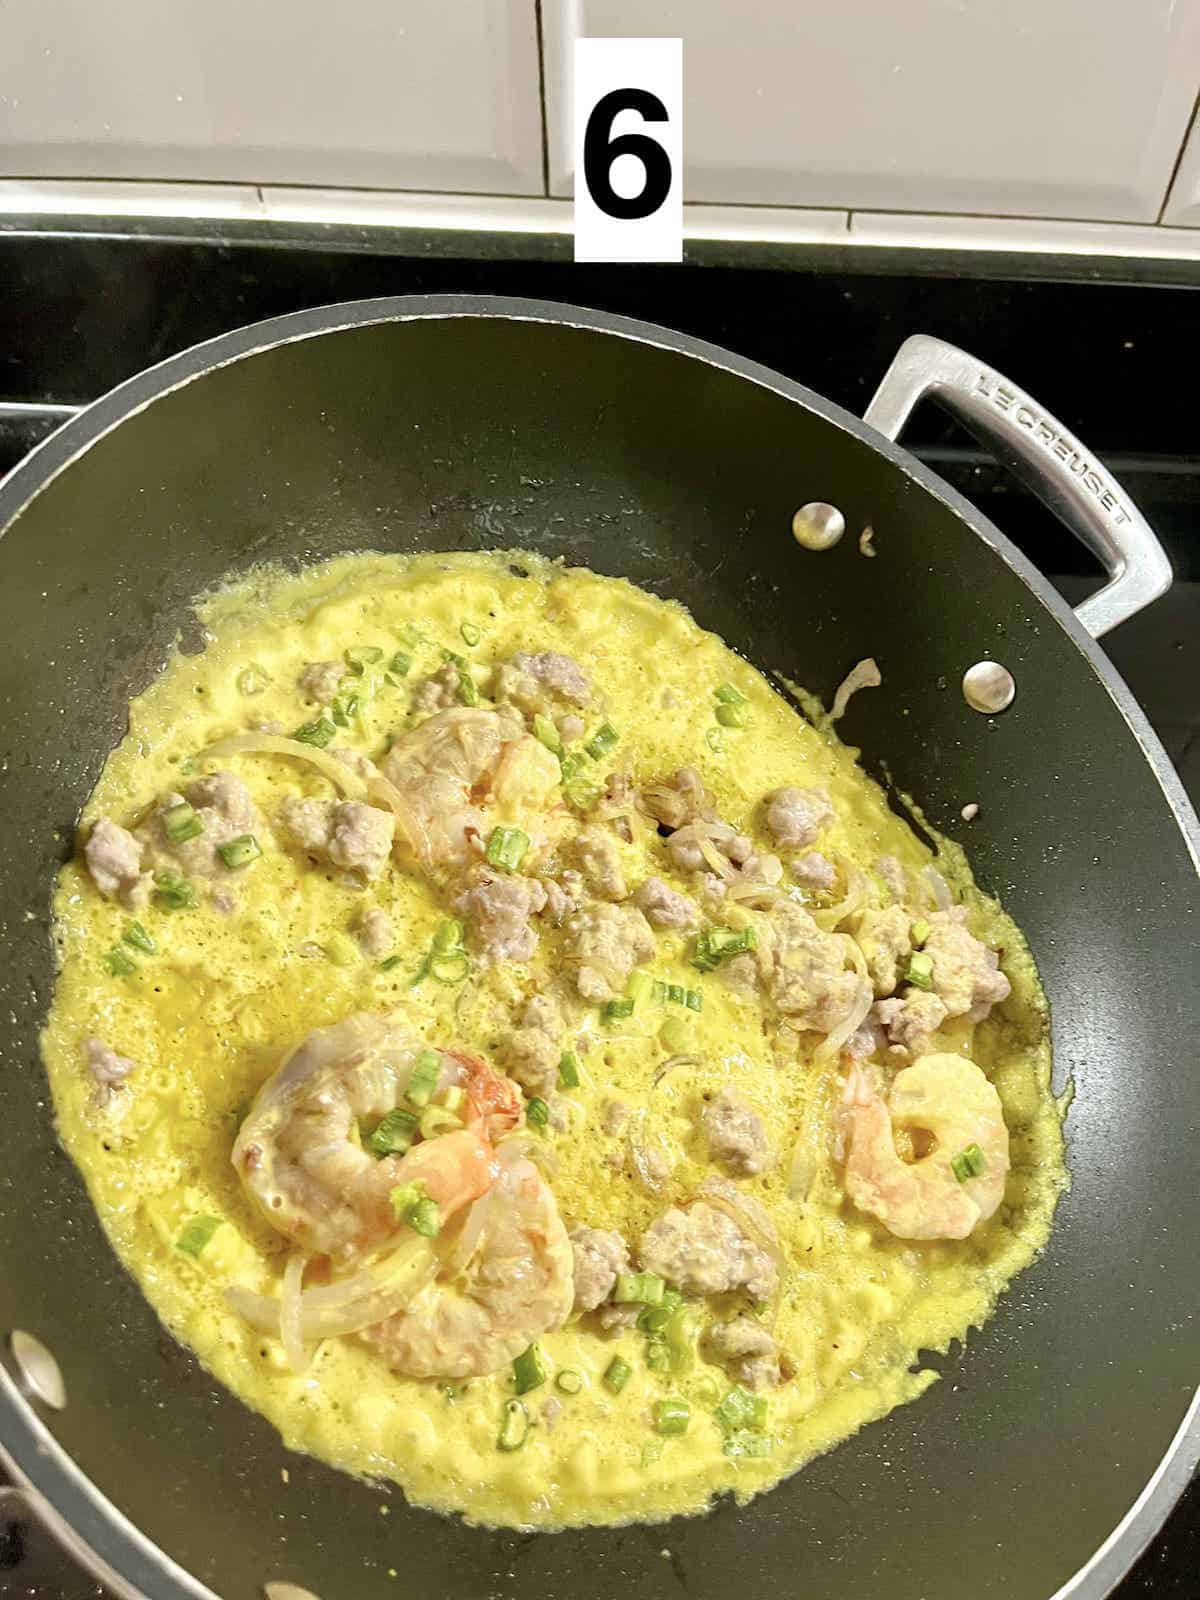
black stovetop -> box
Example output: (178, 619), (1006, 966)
(0, 221), (1195, 1598)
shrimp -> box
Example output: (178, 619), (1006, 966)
(380, 706), (562, 872)
(360, 1141), (573, 1378)
(841, 1053), (1010, 1240)
(232, 1012), (520, 1264)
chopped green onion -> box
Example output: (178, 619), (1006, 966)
(715, 701), (748, 729)
(512, 1343), (547, 1395)
(176, 1215), (222, 1259)
(419, 1105), (461, 1140)
(486, 826), (529, 872)
(659, 1017), (692, 1052)
(533, 713), (562, 754)
(389, 650), (412, 678)
(714, 683), (747, 706)
(453, 664), (479, 706)
(723, 1431), (775, 1459)
(585, 723), (619, 762)
(326, 932), (358, 967)
(396, 623), (424, 648)
(343, 693), (360, 719)
(557, 1051), (581, 1089)
(613, 1271), (666, 1306)
(433, 918), (465, 953)
(406, 1196), (441, 1237)
(601, 997), (635, 1023)
(714, 1386), (768, 1434)
(911, 918), (931, 948)
(152, 869), (196, 911)
(654, 1399), (690, 1436)
(563, 776), (602, 811)
(666, 983), (685, 1005)
(497, 1398), (529, 1452)
(559, 752), (585, 782)
(526, 1097), (550, 1130)
(330, 699), (349, 727)
(637, 1288), (682, 1334)
(651, 979), (668, 1003)
(555, 1369), (583, 1395)
(951, 1142), (987, 1183)
(603, 1356), (632, 1394)
(123, 921), (155, 955)
(691, 925), (756, 972)
(366, 1108), (419, 1158)
(293, 717), (336, 749)
(104, 946), (137, 977)
(626, 970), (652, 1008)
(460, 621), (481, 647)
(217, 833), (262, 870)
(162, 802), (203, 844)
(441, 648), (467, 667)
(645, 1340), (672, 1373)
(236, 664), (272, 696)
(429, 950), (470, 985)
(379, 954), (403, 972)
(905, 951), (935, 990)
(388, 1181), (423, 1219)
(440, 1084), (465, 1113)
(407, 1049), (441, 1108)
(344, 646), (384, 673)
(684, 988), (703, 1012)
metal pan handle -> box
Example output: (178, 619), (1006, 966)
(864, 334), (1171, 639)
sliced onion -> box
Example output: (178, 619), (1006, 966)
(788, 1077), (836, 1201)
(627, 1108), (674, 1194)
(652, 1053), (701, 1088)
(695, 835), (736, 880)
(201, 733), (368, 801)
(226, 1236), (437, 1343)
(440, 1188), (491, 1281)
(921, 863), (953, 912)
(280, 1251), (310, 1374)
(815, 975), (874, 1065)
(697, 1180), (783, 1265)
(811, 857), (868, 930)
(829, 657), (881, 722)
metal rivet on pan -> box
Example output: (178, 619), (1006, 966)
(9, 1331), (66, 1411)
(265, 1585), (322, 1600)
(791, 502), (846, 551)
(962, 661), (1016, 714)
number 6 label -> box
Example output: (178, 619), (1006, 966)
(574, 38), (682, 263)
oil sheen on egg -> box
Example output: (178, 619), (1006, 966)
(40, 550), (1067, 1530)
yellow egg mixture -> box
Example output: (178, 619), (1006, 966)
(41, 550), (1067, 1530)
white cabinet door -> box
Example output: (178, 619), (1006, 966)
(0, 1), (543, 195)
(1163, 117), (1200, 225)
(544, 0), (1200, 222)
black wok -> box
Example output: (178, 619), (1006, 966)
(0, 297), (1195, 1600)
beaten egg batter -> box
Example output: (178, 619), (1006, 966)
(41, 550), (1067, 1529)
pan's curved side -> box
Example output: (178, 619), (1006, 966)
(0, 298), (1194, 1600)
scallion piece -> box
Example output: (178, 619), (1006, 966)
(406, 1048), (441, 1108)
(651, 979), (668, 1003)
(326, 932), (358, 967)
(162, 802), (204, 844)
(396, 623), (424, 649)
(152, 869), (196, 911)
(344, 645), (384, 673)
(526, 1096), (550, 1130)
(406, 1196), (441, 1237)
(485, 826), (529, 872)
(497, 1398), (529, 1452)
(645, 1340), (672, 1373)
(911, 918), (931, 948)
(637, 1288), (682, 1334)
(723, 1431), (775, 1459)
(419, 1105), (461, 1140)
(603, 1356), (632, 1394)
(905, 951), (935, 990)
(123, 921), (156, 955)
(555, 1369), (583, 1395)
(666, 983), (685, 1005)
(217, 833), (262, 870)
(626, 970), (652, 1008)
(685, 988), (703, 1012)
(460, 621), (481, 647)
(432, 918), (465, 954)
(613, 1271), (666, 1306)
(714, 683), (747, 706)
(379, 954), (403, 972)
(714, 1386), (768, 1434)
(662, 1306), (696, 1374)
(557, 1051), (581, 1089)
(601, 997), (635, 1023)
(343, 693), (360, 719)
(429, 950), (470, 985)
(389, 650), (412, 678)
(951, 1142), (986, 1183)
(559, 752), (584, 782)
(388, 1181), (423, 1219)
(293, 717), (336, 749)
(366, 1108), (419, 1158)
(691, 925), (756, 972)
(440, 1085), (465, 1113)
(533, 713), (562, 754)
(455, 665), (479, 706)
(104, 946), (137, 977)
(654, 1398), (690, 1437)
(715, 701), (748, 729)
(585, 723), (619, 762)
(330, 699), (349, 727)
(563, 776), (602, 810)
(441, 648), (467, 667)
(176, 1215), (222, 1259)
(512, 1343), (547, 1395)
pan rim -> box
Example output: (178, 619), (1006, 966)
(0, 292), (1195, 1600)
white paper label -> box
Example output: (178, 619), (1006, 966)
(573, 37), (682, 264)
